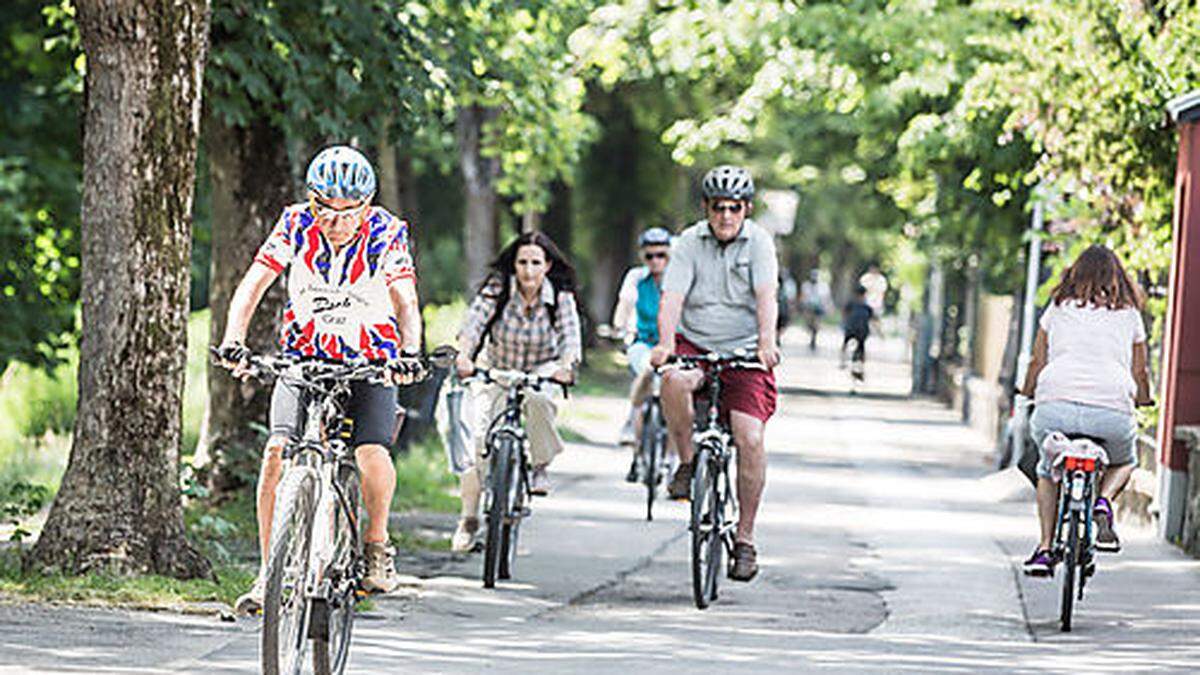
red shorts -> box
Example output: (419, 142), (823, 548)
(675, 334), (777, 423)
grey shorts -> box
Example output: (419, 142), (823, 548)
(269, 379), (401, 449)
(1029, 400), (1137, 479)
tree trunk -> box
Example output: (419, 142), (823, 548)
(457, 104), (500, 290)
(543, 180), (572, 254)
(396, 153), (421, 225)
(196, 111), (290, 497)
(30, 0), (213, 579)
(377, 119), (401, 213)
(584, 92), (637, 321)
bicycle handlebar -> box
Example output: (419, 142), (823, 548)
(459, 366), (572, 395)
(210, 347), (430, 388)
(659, 351), (763, 372)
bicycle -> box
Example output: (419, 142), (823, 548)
(1047, 432), (1109, 632)
(461, 366), (570, 589)
(597, 325), (669, 521)
(637, 371), (670, 521)
(212, 350), (423, 675)
(664, 351), (762, 610)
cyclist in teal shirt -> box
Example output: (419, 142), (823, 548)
(611, 227), (672, 481)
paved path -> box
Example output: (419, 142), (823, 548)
(4, 330), (1200, 673)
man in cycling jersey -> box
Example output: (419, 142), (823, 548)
(611, 227), (673, 482)
(216, 146), (423, 614)
(650, 165), (781, 582)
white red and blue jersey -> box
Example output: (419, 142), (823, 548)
(254, 204), (415, 362)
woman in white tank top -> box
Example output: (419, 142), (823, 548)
(1018, 245), (1153, 576)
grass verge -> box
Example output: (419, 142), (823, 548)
(393, 434), (459, 514)
(0, 550), (254, 609)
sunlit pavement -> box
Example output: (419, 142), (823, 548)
(3, 328), (1200, 673)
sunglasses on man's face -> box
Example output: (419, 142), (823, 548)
(709, 202), (744, 214)
(310, 196), (369, 220)
(643, 252), (668, 261)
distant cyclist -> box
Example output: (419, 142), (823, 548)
(1019, 245), (1153, 576)
(859, 263), (888, 319)
(800, 269), (832, 350)
(650, 165), (781, 582)
(611, 227), (672, 481)
(841, 285), (873, 380)
(217, 145), (423, 614)
(450, 232), (582, 553)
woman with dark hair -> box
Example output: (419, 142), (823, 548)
(450, 232), (582, 552)
(1019, 244), (1153, 576)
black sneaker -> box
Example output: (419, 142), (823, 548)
(1094, 498), (1121, 553)
(729, 542), (759, 582)
(667, 462), (693, 500)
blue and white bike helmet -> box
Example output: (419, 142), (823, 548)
(305, 145), (377, 201)
(638, 227), (672, 247)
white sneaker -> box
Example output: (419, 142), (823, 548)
(235, 574), (266, 616)
(619, 415), (637, 446)
(530, 466), (551, 496)
(451, 517), (479, 553)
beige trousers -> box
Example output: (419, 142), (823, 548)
(458, 365), (565, 518)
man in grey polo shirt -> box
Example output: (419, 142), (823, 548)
(649, 165), (781, 582)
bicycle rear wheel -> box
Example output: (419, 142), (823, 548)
(1060, 511), (1079, 632)
(690, 446), (721, 609)
(263, 468), (318, 675)
(642, 401), (664, 521)
(483, 436), (517, 588)
(313, 465), (361, 675)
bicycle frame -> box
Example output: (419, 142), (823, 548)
(281, 378), (364, 639)
(692, 362), (738, 552)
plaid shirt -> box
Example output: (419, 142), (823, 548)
(459, 277), (582, 372)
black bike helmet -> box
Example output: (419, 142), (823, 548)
(701, 165), (755, 201)
(638, 227), (672, 247)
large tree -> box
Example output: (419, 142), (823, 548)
(30, 0), (213, 579)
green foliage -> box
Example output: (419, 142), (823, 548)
(206, 0), (451, 142)
(183, 309), (211, 456)
(0, 0), (82, 371)
(422, 300), (467, 351)
(1, 481), (51, 542)
(393, 434), (458, 513)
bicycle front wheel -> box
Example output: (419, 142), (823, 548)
(313, 464), (361, 675)
(483, 436), (517, 588)
(263, 468), (318, 675)
(690, 446), (721, 609)
(1060, 510), (1079, 632)
(498, 453), (524, 581)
